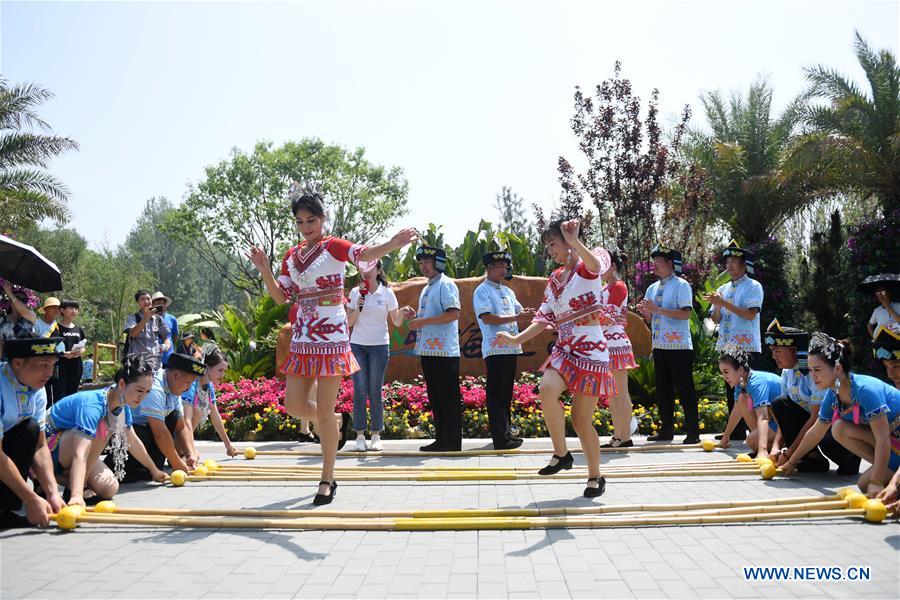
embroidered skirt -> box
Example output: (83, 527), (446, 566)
(540, 349), (617, 399)
(608, 345), (638, 371)
(280, 351), (360, 378)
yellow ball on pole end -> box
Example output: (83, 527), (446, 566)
(837, 487), (856, 499)
(193, 465), (208, 477)
(94, 501), (117, 514)
(205, 460), (219, 472)
(244, 447), (257, 460)
(56, 506), (80, 530)
(863, 499), (888, 523)
(736, 453), (752, 463)
(760, 463), (777, 480)
(66, 504), (86, 516)
(701, 440), (716, 452)
(170, 470), (187, 487)
(846, 492), (868, 509)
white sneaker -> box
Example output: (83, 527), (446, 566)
(354, 437), (367, 452)
(369, 437), (383, 451)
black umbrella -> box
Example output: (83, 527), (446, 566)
(857, 273), (900, 297)
(0, 234), (62, 292)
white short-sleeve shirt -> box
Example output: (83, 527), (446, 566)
(348, 284), (399, 347)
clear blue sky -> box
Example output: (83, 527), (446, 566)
(3, 1), (898, 250)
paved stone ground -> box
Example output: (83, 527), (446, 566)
(1, 436), (898, 599)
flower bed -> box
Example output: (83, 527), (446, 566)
(197, 373), (729, 442)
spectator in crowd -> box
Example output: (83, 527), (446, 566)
(152, 292), (179, 365)
(51, 300), (86, 400)
(867, 284), (900, 338)
(177, 331), (202, 359)
(0, 280), (36, 345)
(81, 356), (94, 384)
(872, 323), (900, 388)
(33, 297), (61, 338)
(123, 290), (171, 371)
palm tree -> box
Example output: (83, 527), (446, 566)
(687, 78), (821, 244)
(0, 78), (78, 233)
(788, 32), (900, 213)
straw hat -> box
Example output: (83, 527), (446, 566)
(151, 291), (172, 307)
(37, 296), (61, 314)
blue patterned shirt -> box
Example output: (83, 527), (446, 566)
(415, 274), (461, 358)
(713, 275), (764, 353)
(0, 362), (47, 439)
(131, 369), (185, 426)
(473, 280), (523, 358)
(780, 368), (826, 413)
(646, 274), (693, 350)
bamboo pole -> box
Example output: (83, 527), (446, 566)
(176, 467), (774, 483)
(214, 459), (746, 473)
(250, 443), (713, 458)
(204, 465), (762, 478)
(54, 506), (866, 532)
(87, 494), (840, 520)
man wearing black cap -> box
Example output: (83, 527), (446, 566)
(403, 246), (463, 451)
(115, 353), (204, 481)
(473, 251), (535, 450)
(0, 336), (66, 528)
(707, 239), (764, 441)
(638, 244), (700, 444)
(766, 319), (860, 474)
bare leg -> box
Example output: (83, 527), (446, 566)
(539, 369), (569, 458)
(572, 393), (602, 479)
(610, 369), (632, 442)
(737, 401), (761, 451)
(285, 375), (318, 420)
(832, 420), (876, 463)
(314, 376), (344, 496)
(86, 460), (119, 499)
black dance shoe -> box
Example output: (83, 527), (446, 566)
(583, 476), (607, 498)
(647, 433), (674, 442)
(493, 439), (523, 451)
(682, 436), (701, 445)
(313, 480), (338, 506)
(337, 412), (352, 451)
(298, 431), (320, 444)
(538, 451), (574, 475)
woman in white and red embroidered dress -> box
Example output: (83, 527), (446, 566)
(247, 188), (416, 505)
(600, 250), (637, 449)
(496, 219), (614, 498)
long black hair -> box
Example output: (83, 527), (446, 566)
(289, 189), (326, 218)
(375, 260), (389, 287)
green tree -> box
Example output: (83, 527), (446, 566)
(494, 186), (535, 242)
(798, 210), (852, 337)
(789, 32), (900, 214)
(688, 78), (821, 244)
(0, 78), (78, 232)
(126, 197), (243, 313)
(162, 139), (409, 295)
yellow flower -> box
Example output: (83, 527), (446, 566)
(700, 423), (706, 430)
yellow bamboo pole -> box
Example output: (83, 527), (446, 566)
(204, 465), (762, 478)
(214, 459), (746, 473)
(87, 494), (840, 519)
(249, 443), (712, 458)
(176, 467), (774, 483)
(53, 506), (867, 532)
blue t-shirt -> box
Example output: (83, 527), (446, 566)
(415, 274), (461, 358)
(818, 374), (900, 428)
(473, 280), (523, 358)
(780, 368), (826, 413)
(646, 274), (693, 350)
(161, 313), (179, 364)
(734, 369), (782, 409)
(82, 359), (94, 381)
(46, 388), (133, 438)
(713, 275), (764, 353)
(0, 362), (47, 440)
(181, 380), (216, 406)
(131, 369), (186, 426)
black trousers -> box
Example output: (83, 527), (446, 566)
(0, 418), (41, 512)
(722, 352), (762, 440)
(109, 412), (178, 483)
(771, 397), (861, 471)
(485, 354), (518, 447)
(420, 356), (462, 449)
(653, 349), (700, 437)
(50, 358), (82, 403)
